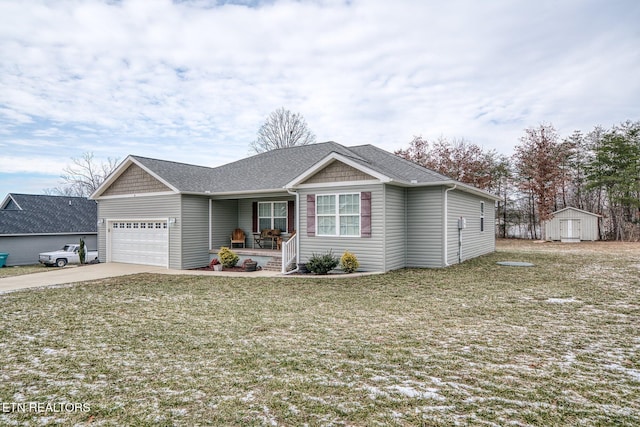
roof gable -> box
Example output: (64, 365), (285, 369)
(551, 207), (602, 218)
(287, 152), (392, 188)
(102, 163), (173, 197)
(301, 160), (378, 185)
(1, 194), (21, 210)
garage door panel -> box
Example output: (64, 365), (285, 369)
(109, 221), (168, 267)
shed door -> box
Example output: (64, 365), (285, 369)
(560, 219), (581, 241)
(108, 221), (168, 267)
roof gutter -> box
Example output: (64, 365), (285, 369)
(443, 185), (457, 267)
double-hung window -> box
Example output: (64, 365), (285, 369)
(480, 201), (485, 232)
(316, 193), (360, 236)
(258, 201), (287, 231)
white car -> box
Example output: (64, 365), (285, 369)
(39, 244), (99, 267)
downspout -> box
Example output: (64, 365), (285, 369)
(286, 188), (300, 274)
(208, 198), (212, 251)
(443, 185), (457, 267)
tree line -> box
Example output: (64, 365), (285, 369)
(47, 108), (639, 241)
(395, 120), (640, 241)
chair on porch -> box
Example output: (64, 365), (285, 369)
(230, 228), (246, 248)
(277, 230), (296, 250)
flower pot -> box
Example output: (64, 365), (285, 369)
(213, 264), (223, 271)
(298, 263), (308, 274)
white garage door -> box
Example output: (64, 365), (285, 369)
(109, 220), (168, 267)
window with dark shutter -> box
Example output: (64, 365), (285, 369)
(361, 191), (371, 238)
(307, 194), (316, 236)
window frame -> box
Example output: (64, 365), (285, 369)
(257, 201), (288, 232)
(315, 192), (361, 237)
(480, 201), (485, 232)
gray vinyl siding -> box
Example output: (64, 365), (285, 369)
(446, 190), (495, 264)
(406, 187), (444, 267)
(211, 199), (239, 248)
(181, 195), (210, 269)
(383, 185), (406, 271)
(0, 234), (97, 266)
(97, 194), (182, 269)
(545, 208), (600, 241)
(298, 184), (384, 272)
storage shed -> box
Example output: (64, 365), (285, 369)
(544, 207), (601, 242)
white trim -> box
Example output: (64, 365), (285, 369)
(258, 201), (289, 232)
(551, 207), (602, 218)
(443, 185), (457, 267)
(206, 189), (291, 198)
(315, 192), (362, 237)
(90, 156), (180, 199)
(1, 194), (22, 210)
(0, 232), (97, 237)
(94, 191), (176, 200)
(293, 179), (380, 189)
(285, 152), (392, 188)
(394, 180), (501, 201)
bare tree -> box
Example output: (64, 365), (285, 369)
(513, 124), (564, 239)
(395, 135), (505, 191)
(249, 107), (316, 154)
(45, 152), (119, 197)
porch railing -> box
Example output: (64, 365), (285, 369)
(281, 231), (298, 274)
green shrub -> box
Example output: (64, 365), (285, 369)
(340, 251), (359, 273)
(307, 251), (339, 275)
(218, 247), (239, 268)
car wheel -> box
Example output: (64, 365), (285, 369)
(56, 258), (67, 268)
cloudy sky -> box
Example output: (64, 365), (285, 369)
(1, 0), (639, 195)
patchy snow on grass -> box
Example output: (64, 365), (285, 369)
(170, 408), (187, 417)
(547, 297), (579, 304)
(241, 391), (255, 403)
(388, 385), (445, 401)
(605, 363), (640, 382)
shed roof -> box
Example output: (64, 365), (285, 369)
(551, 207), (602, 218)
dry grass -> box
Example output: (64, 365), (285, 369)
(0, 240), (638, 426)
(0, 264), (51, 279)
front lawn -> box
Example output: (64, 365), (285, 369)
(0, 264), (50, 279)
(0, 242), (638, 425)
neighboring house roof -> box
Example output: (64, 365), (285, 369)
(0, 194), (97, 235)
(92, 141), (499, 200)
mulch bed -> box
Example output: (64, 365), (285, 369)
(192, 266), (262, 273)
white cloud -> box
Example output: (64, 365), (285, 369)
(0, 0), (639, 192)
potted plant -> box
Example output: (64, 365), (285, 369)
(209, 258), (223, 271)
(242, 258), (258, 272)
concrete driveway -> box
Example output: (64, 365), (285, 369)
(0, 263), (167, 293)
(0, 263), (282, 293)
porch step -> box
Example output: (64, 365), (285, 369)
(261, 256), (282, 272)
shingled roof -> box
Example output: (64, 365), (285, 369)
(107, 142), (454, 196)
(0, 194), (97, 235)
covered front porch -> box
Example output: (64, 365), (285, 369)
(207, 194), (298, 273)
